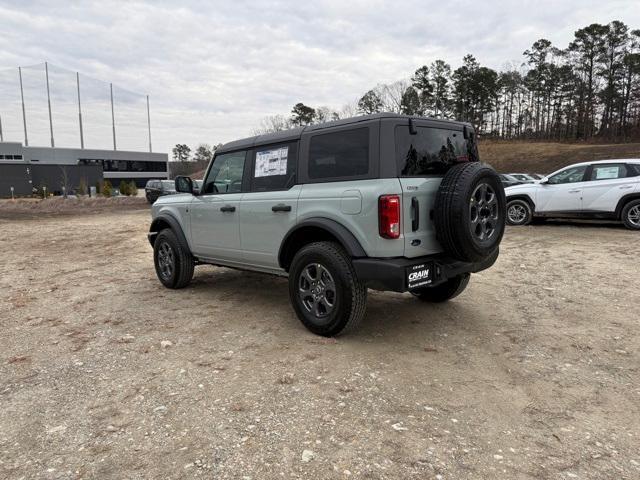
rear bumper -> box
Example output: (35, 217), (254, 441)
(352, 248), (499, 293)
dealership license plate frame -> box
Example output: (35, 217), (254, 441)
(406, 262), (434, 290)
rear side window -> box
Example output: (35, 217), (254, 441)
(251, 142), (297, 191)
(308, 128), (369, 179)
(396, 126), (472, 176)
(589, 163), (627, 181)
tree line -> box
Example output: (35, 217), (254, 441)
(256, 21), (640, 142)
(170, 143), (222, 177)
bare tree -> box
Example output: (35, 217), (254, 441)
(253, 114), (292, 134)
(59, 165), (69, 198)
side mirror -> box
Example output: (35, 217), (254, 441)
(175, 176), (193, 194)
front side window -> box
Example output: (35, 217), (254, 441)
(396, 126), (474, 176)
(202, 151), (246, 194)
(308, 128), (369, 180)
(589, 164), (627, 181)
(547, 165), (587, 184)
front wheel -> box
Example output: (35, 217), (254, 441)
(506, 199), (533, 226)
(411, 273), (470, 303)
(153, 229), (194, 289)
(288, 242), (367, 337)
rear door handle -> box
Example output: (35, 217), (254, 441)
(620, 185), (633, 189)
(220, 205), (236, 212)
(272, 204), (292, 212)
(411, 197), (419, 231)
(568, 189), (581, 193)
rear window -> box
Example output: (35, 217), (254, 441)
(589, 164), (627, 181)
(251, 142), (297, 191)
(396, 126), (474, 176)
(308, 128), (369, 180)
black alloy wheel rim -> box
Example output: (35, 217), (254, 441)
(157, 241), (175, 280)
(298, 263), (336, 320)
(469, 182), (500, 241)
(507, 203), (527, 224)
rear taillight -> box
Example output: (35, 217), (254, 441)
(379, 195), (401, 239)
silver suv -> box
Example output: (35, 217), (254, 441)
(148, 114), (506, 336)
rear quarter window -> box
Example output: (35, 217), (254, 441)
(396, 126), (474, 176)
(308, 127), (369, 180)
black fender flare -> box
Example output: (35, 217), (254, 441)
(148, 213), (190, 251)
(278, 218), (367, 270)
(615, 193), (640, 219)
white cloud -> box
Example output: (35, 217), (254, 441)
(0, 0), (638, 153)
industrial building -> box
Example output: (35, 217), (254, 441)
(0, 141), (168, 197)
(0, 62), (169, 198)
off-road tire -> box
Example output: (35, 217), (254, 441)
(434, 163), (506, 262)
(506, 199), (533, 226)
(411, 273), (470, 303)
(288, 241), (367, 337)
(153, 228), (194, 289)
(621, 199), (640, 230)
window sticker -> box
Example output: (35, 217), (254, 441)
(595, 166), (619, 180)
(255, 147), (288, 177)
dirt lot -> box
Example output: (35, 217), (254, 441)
(1, 206), (639, 479)
(479, 140), (640, 174)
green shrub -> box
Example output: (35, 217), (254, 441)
(128, 180), (138, 196)
(34, 184), (48, 199)
(101, 180), (113, 197)
(119, 180), (130, 196)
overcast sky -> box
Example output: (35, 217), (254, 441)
(1, 0), (639, 155)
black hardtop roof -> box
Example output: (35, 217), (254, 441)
(216, 113), (472, 154)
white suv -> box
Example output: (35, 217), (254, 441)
(505, 159), (640, 230)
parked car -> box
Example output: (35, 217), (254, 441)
(505, 159), (640, 229)
(499, 173), (523, 188)
(508, 173), (537, 183)
(148, 114), (507, 336)
(145, 179), (177, 204)
(530, 173), (545, 180)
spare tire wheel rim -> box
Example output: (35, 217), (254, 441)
(507, 203), (527, 224)
(298, 263), (336, 319)
(469, 182), (499, 242)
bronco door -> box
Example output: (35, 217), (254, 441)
(239, 142), (301, 270)
(190, 150), (247, 261)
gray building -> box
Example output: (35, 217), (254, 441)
(0, 142), (168, 197)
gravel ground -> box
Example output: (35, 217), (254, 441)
(0, 208), (638, 479)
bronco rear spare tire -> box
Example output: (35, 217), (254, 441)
(434, 163), (506, 262)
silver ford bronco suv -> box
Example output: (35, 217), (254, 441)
(149, 114), (506, 336)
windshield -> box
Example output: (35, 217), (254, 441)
(396, 125), (477, 176)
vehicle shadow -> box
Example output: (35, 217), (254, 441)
(187, 266), (482, 340)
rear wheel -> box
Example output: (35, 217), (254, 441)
(288, 242), (367, 336)
(622, 199), (640, 230)
(506, 199), (533, 226)
(411, 273), (470, 303)
(153, 229), (194, 288)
